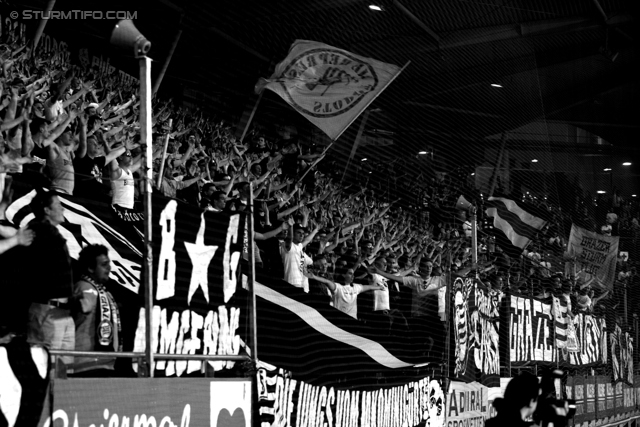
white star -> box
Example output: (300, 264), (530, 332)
(184, 213), (218, 305)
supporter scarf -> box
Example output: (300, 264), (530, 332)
(81, 275), (122, 352)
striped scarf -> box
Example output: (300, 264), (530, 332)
(81, 275), (122, 352)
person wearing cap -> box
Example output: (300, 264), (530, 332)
(85, 102), (100, 117)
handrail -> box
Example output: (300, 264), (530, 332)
(49, 349), (251, 361)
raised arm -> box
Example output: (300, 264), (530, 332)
(74, 114), (88, 159)
(304, 272), (337, 293)
(255, 220), (290, 241)
(301, 224), (321, 248)
(368, 265), (404, 283)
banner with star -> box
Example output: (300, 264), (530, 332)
(131, 195), (248, 376)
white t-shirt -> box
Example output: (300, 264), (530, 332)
(402, 275), (445, 317)
(332, 283), (364, 319)
(44, 98), (64, 122)
(372, 273), (390, 312)
(281, 241), (312, 292)
(111, 168), (135, 209)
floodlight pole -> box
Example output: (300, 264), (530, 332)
(139, 55), (155, 377)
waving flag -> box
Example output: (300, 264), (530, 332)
(256, 40), (406, 140)
(485, 196), (548, 256)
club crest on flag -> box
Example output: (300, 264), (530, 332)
(257, 40), (405, 140)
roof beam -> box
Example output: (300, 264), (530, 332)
(403, 102), (502, 118)
(392, 0), (440, 45)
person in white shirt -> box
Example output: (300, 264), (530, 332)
(281, 224), (319, 293)
(109, 149), (141, 209)
(370, 259), (446, 356)
(307, 268), (383, 319)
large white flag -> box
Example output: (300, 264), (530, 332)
(256, 40), (404, 140)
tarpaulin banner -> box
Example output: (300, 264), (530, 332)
(610, 324), (634, 386)
(131, 197), (247, 376)
(451, 276), (501, 387)
(508, 295), (607, 367)
(585, 376), (596, 421)
(573, 375), (586, 424)
(256, 363), (445, 427)
(567, 224), (619, 290)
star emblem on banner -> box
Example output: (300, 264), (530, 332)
(184, 213), (218, 305)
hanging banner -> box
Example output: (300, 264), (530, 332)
(573, 375), (586, 424)
(451, 276), (501, 387)
(131, 197), (247, 376)
(257, 363), (445, 427)
(596, 375), (615, 418)
(636, 375), (640, 411)
(6, 190), (143, 294)
(623, 382), (636, 412)
(597, 376), (607, 420)
(585, 376), (596, 421)
(566, 224), (619, 290)
(610, 324), (634, 386)
(446, 381), (490, 426)
(508, 296), (607, 367)
(615, 382), (625, 416)
(564, 312), (608, 366)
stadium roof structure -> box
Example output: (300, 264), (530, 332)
(23, 0), (640, 174)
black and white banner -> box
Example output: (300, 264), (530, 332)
(132, 197), (247, 376)
(257, 363), (445, 427)
(509, 295), (607, 366)
(450, 276), (501, 387)
(610, 324), (634, 386)
(6, 190), (142, 294)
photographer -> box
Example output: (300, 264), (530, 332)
(487, 372), (541, 427)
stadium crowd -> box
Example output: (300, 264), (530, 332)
(0, 33), (639, 377)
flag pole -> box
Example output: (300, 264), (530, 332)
(156, 118), (173, 188)
(239, 60), (276, 143)
(296, 140), (335, 185)
(238, 90), (264, 143)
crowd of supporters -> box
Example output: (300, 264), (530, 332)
(0, 34), (639, 376)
